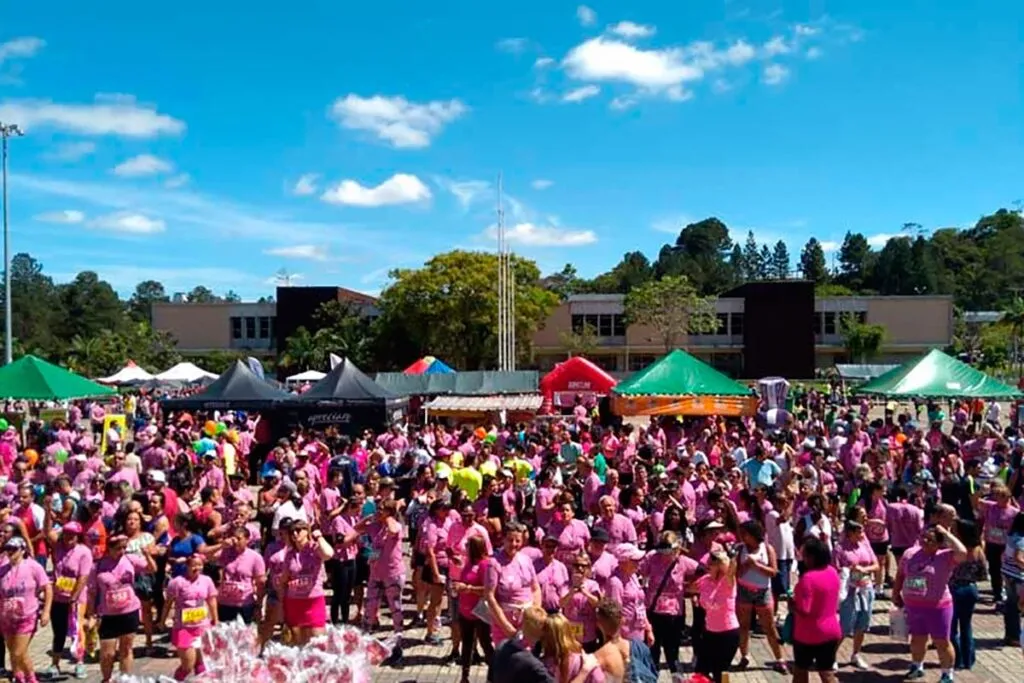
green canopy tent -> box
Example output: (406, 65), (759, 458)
(856, 348), (1022, 398)
(0, 355), (116, 400)
(611, 349), (757, 416)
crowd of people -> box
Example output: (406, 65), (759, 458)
(0, 390), (1017, 683)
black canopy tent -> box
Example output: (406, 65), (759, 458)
(278, 358), (408, 433)
(161, 360), (292, 411)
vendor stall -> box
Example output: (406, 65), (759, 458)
(282, 357), (407, 433)
(611, 349), (758, 417)
(856, 348), (1022, 398)
(540, 356), (617, 407)
(0, 355), (116, 400)
(97, 360), (155, 385)
(161, 360), (291, 411)
(403, 356), (455, 375)
(423, 393), (543, 422)
(155, 362), (218, 384)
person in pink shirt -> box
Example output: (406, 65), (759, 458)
(886, 484), (924, 563)
(860, 481), (890, 590)
(327, 492), (361, 624)
(641, 531), (698, 673)
(358, 498), (406, 664)
(418, 499), (452, 646)
(534, 536), (570, 614)
(163, 554), (218, 680)
(606, 543), (653, 645)
(540, 613), (605, 683)
(452, 535), (496, 683)
(0, 536), (51, 683)
(791, 537), (842, 683)
(549, 495), (591, 565)
(833, 520), (879, 669)
(85, 535), (156, 682)
(215, 526), (266, 624)
(483, 521), (541, 645)
(978, 482), (1018, 605)
(559, 551), (601, 651)
(45, 522), (92, 680)
(592, 496), (636, 552)
(693, 550), (740, 683)
(280, 519), (334, 646)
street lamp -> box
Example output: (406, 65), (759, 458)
(0, 122), (23, 365)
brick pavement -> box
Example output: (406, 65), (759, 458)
(14, 583), (1023, 682)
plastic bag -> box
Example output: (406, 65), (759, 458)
(889, 606), (909, 642)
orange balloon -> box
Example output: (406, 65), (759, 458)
(474, 427), (487, 440)
(204, 420), (217, 435)
(24, 449), (38, 468)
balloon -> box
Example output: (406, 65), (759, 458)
(483, 433), (497, 444)
(227, 429), (240, 445)
(55, 449), (69, 464)
(192, 440), (203, 454)
(474, 427), (487, 440)
(24, 449), (38, 467)
(203, 420), (217, 436)
(216, 421), (227, 435)
(0, 419), (9, 432)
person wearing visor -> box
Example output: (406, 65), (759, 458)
(0, 535), (51, 683)
(85, 534), (156, 683)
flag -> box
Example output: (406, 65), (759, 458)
(247, 356), (265, 380)
(330, 353), (342, 370)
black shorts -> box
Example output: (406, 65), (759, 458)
(412, 551), (426, 570)
(355, 552), (370, 586)
(793, 639), (839, 672)
(218, 603), (256, 624)
(99, 611), (140, 641)
(421, 563), (448, 585)
(870, 541), (890, 558)
(892, 546), (909, 561)
(133, 573), (156, 602)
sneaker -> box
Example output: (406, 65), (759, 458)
(736, 656), (750, 670)
(425, 633), (443, 646)
(939, 673), (954, 683)
(771, 661), (789, 675)
(74, 663), (87, 679)
(906, 665), (925, 680)
(852, 654), (869, 670)
(41, 667), (59, 679)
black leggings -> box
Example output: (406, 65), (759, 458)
(696, 628), (740, 683)
(986, 542), (1005, 600)
(329, 558), (357, 624)
(458, 615), (494, 675)
(648, 611), (683, 672)
(690, 606), (706, 669)
(51, 602), (73, 657)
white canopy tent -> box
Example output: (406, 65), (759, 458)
(98, 361), (155, 385)
(155, 362), (219, 383)
(286, 370), (327, 383)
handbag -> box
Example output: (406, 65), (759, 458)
(648, 557), (680, 615)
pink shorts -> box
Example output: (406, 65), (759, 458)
(171, 626), (206, 650)
(1, 619), (36, 637)
(283, 595), (327, 629)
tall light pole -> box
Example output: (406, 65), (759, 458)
(0, 122), (23, 365)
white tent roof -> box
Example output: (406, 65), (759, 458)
(98, 362), (155, 384)
(155, 362), (219, 383)
(286, 370), (327, 383)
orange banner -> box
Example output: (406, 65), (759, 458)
(611, 394), (759, 417)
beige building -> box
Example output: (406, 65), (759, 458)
(152, 302), (278, 354)
(531, 293), (954, 377)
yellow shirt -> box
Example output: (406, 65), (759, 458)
(452, 466), (483, 501)
(222, 443), (237, 476)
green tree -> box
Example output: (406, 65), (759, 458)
(742, 231), (762, 281)
(1002, 298), (1024, 374)
(758, 244), (773, 279)
(0, 253), (66, 358)
(799, 238), (829, 284)
(186, 286), (219, 303)
(223, 290), (242, 303)
(869, 237), (914, 294)
(559, 323), (599, 358)
(728, 244), (745, 283)
(542, 264), (583, 299)
(770, 240), (791, 279)
(585, 252), (654, 294)
(836, 232), (872, 290)
(128, 280), (169, 322)
(308, 300), (375, 368)
(654, 218), (737, 294)
(59, 272), (126, 344)
(375, 250), (559, 369)
(623, 275), (718, 351)
(839, 313), (886, 363)
(281, 326), (322, 371)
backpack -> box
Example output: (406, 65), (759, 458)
(626, 639), (658, 683)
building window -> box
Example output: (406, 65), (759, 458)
(612, 314), (626, 337)
(591, 355), (618, 371)
(730, 313), (744, 336)
(823, 312), (837, 335)
(716, 313), (729, 335)
(258, 316), (270, 339)
(230, 317), (242, 340)
(856, 311), (867, 324)
(571, 313), (626, 337)
(269, 317), (276, 342)
(812, 313), (822, 335)
(245, 317), (256, 338)
(629, 354), (658, 372)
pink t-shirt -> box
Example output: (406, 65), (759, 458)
(593, 514), (637, 551)
(167, 574), (217, 629)
(640, 552), (698, 616)
(0, 559), (49, 625)
(534, 557), (570, 612)
(899, 547), (956, 607)
(334, 514), (359, 562)
(833, 538), (876, 588)
(792, 566), (842, 645)
(447, 521), (492, 570)
(562, 578), (602, 643)
(283, 544), (326, 599)
(417, 516), (452, 569)
(89, 554), (148, 616)
(536, 487), (558, 529)
(367, 521), (405, 582)
(606, 570), (648, 640)
(864, 498), (889, 543)
(697, 574), (739, 632)
(485, 549), (537, 608)
(887, 502), (924, 549)
(458, 558), (490, 619)
(218, 547), (266, 607)
(550, 519), (591, 564)
(983, 501), (1016, 546)
(319, 487), (345, 536)
(53, 543), (93, 604)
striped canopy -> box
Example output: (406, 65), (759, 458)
(403, 356), (455, 375)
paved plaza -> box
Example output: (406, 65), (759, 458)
(15, 582), (1023, 682)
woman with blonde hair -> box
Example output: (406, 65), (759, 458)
(540, 613), (604, 683)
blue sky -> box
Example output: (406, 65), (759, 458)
(1, 0), (1021, 299)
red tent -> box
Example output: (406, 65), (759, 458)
(540, 356), (617, 407)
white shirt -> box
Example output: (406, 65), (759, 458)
(271, 499), (307, 532)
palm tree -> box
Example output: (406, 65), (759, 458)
(281, 326), (321, 371)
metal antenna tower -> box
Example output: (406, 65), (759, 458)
(496, 174), (516, 371)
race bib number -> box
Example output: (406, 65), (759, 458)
(55, 576), (77, 594)
(182, 606), (208, 625)
(569, 621), (584, 641)
(655, 596), (675, 614)
(288, 576), (313, 592)
(0, 598), (24, 620)
(220, 581), (246, 602)
(107, 587), (132, 610)
(904, 576), (928, 597)
(987, 528), (1008, 545)
(852, 571), (871, 588)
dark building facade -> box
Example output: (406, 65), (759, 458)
(725, 281), (816, 379)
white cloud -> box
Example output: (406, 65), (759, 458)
(534, 57), (555, 69)
(795, 24), (820, 37)
(35, 209), (85, 224)
(763, 63), (790, 85)
(496, 38), (529, 53)
(0, 95), (185, 138)
(164, 173), (190, 189)
(762, 36), (792, 57)
(531, 179), (554, 190)
(608, 21), (656, 39)
(329, 94), (467, 149)
(563, 85), (601, 103)
(806, 47), (823, 60)
(577, 5), (597, 26)
(487, 222), (597, 247)
(43, 141), (96, 162)
(819, 240), (840, 253)
(112, 154), (173, 177)
(91, 211), (166, 234)
(264, 245), (329, 261)
(321, 173), (432, 207)
(436, 178), (490, 210)
(563, 37), (702, 91)
(610, 96), (637, 110)
(292, 173), (320, 196)
(0, 37), (45, 65)
(867, 233), (900, 247)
